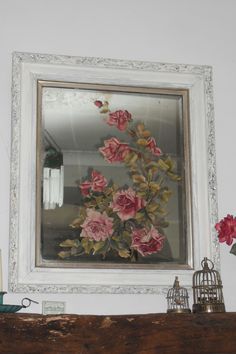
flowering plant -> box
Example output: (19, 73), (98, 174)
(215, 214), (236, 255)
(58, 101), (180, 262)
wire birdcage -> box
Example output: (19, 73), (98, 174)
(192, 257), (225, 313)
(166, 277), (191, 313)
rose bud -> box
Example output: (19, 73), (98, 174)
(94, 100), (103, 108)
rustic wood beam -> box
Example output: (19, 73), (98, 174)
(0, 313), (236, 354)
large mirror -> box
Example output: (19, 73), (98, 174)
(9, 52), (219, 293)
(37, 81), (190, 268)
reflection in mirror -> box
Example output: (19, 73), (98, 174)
(36, 81), (191, 268)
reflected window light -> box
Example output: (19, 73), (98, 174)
(43, 166), (64, 209)
(43, 132), (64, 209)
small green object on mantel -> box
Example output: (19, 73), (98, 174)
(0, 291), (39, 313)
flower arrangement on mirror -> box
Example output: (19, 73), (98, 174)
(58, 101), (181, 262)
(215, 214), (236, 256)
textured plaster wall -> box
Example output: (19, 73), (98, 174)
(0, 0), (235, 314)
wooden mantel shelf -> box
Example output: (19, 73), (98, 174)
(0, 312), (236, 354)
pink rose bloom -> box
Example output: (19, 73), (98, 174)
(90, 170), (108, 192)
(111, 188), (146, 221)
(94, 100), (103, 108)
(99, 137), (131, 163)
(131, 226), (165, 256)
(146, 137), (162, 156)
(215, 214), (236, 245)
(81, 209), (114, 241)
(79, 170), (107, 196)
(107, 110), (132, 131)
(80, 180), (91, 196)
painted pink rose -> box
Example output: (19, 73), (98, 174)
(107, 110), (132, 131)
(81, 209), (113, 241)
(80, 180), (91, 196)
(80, 170), (107, 196)
(99, 137), (131, 163)
(215, 214), (236, 246)
(146, 137), (162, 156)
(94, 100), (103, 108)
(131, 226), (165, 256)
(90, 170), (108, 192)
(111, 188), (146, 221)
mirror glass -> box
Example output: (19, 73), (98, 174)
(36, 81), (191, 268)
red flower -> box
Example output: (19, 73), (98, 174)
(146, 137), (162, 156)
(80, 170), (107, 196)
(215, 214), (236, 245)
(81, 209), (113, 241)
(90, 170), (108, 192)
(99, 137), (131, 163)
(107, 110), (132, 131)
(131, 226), (165, 256)
(80, 180), (91, 196)
(94, 100), (103, 108)
(110, 188), (146, 221)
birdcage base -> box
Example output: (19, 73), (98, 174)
(167, 308), (191, 314)
(192, 303), (225, 313)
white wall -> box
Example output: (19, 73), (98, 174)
(0, 0), (235, 314)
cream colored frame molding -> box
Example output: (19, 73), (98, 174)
(9, 52), (219, 294)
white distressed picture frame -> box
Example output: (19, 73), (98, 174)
(9, 52), (219, 294)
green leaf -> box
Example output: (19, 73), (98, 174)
(70, 246), (82, 256)
(150, 166), (159, 174)
(58, 251), (71, 259)
(146, 212), (156, 223)
(132, 174), (146, 184)
(124, 151), (135, 163)
(137, 191), (147, 198)
(230, 243), (236, 256)
(149, 182), (161, 193)
(129, 166), (138, 173)
(147, 169), (153, 182)
(84, 200), (97, 209)
(122, 231), (131, 241)
(104, 187), (113, 196)
(81, 238), (94, 254)
(136, 138), (147, 146)
(167, 171), (181, 181)
(59, 239), (80, 248)
(93, 241), (106, 253)
(158, 208), (166, 215)
(146, 161), (159, 169)
(118, 249), (131, 258)
(146, 203), (159, 213)
(139, 182), (149, 191)
(95, 196), (103, 204)
(161, 189), (172, 203)
(147, 203), (165, 217)
(70, 216), (84, 228)
(157, 159), (170, 171)
(112, 184), (119, 192)
(117, 240), (129, 249)
(129, 153), (138, 165)
(110, 238), (119, 250)
(164, 157), (175, 170)
(98, 241), (110, 255)
(134, 211), (145, 223)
